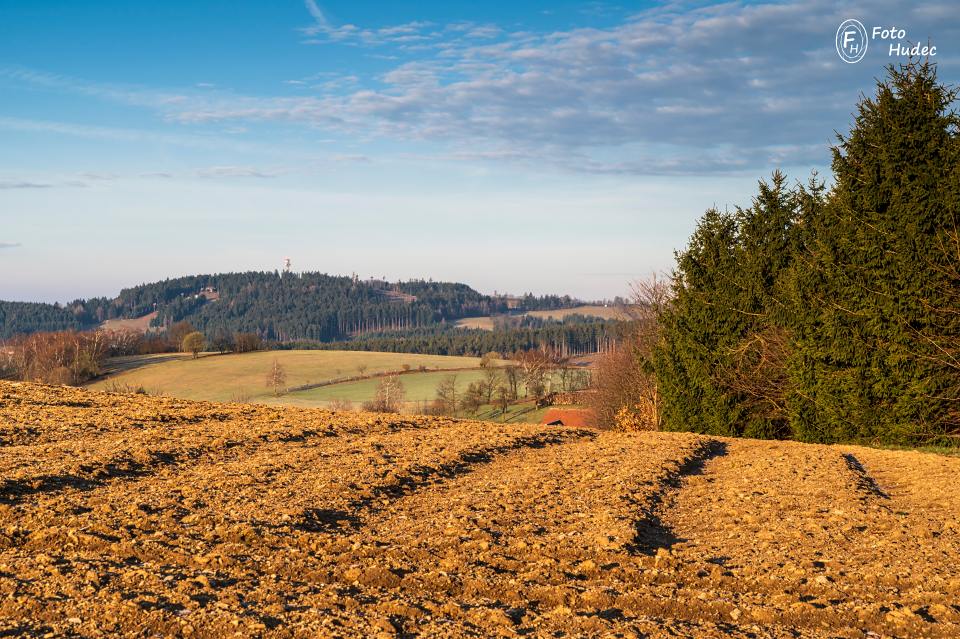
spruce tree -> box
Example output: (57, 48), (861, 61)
(655, 207), (743, 435)
(788, 61), (960, 445)
(655, 171), (800, 437)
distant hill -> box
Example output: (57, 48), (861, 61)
(0, 271), (583, 341)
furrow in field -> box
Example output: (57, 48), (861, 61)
(0, 384), (485, 506)
(0, 415), (591, 637)
(271, 432), (750, 637)
(641, 439), (960, 637)
(0, 381), (435, 448)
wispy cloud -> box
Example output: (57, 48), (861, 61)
(194, 165), (281, 179)
(0, 181), (52, 189)
(0, 115), (271, 156)
(76, 172), (119, 181)
(299, 1), (502, 49)
(303, 0), (331, 31)
(0, 66), (189, 110)
(330, 154), (371, 163)
(0, 242), (22, 249)
(301, 0), (439, 46)
(0, 177), (91, 189)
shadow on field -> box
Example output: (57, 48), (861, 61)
(296, 428), (596, 534)
(628, 439), (728, 556)
(0, 624), (53, 638)
(0, 461), (154, 505)
(299, 508), (362, 532)
(842, 453), (890, 500)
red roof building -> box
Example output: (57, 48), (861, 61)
(541, 408), (595, 428)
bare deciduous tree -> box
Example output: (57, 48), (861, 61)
(482, 366), (501, 404)
(503, 365), (520, 400)
(589, 274), (671, 430)
(495, 385), (511, 421)
(2, 330), (108, 385)
(365, 375), (405, 413)
(234, 333), (262, 353)
(514, 349), (554, 406)
(434, 374), (459, 416)
(265, 359), (287, 396)
(329, 398), (354, 412)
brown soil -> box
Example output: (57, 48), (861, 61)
(1, 381), (958, 638)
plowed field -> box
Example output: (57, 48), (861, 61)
(1, 382), (958, 638)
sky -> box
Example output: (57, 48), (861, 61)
(1, 0), (957, 303)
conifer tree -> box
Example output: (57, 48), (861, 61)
(655, 172), (802, 437)
(655, 208), (743, 435)
(788, 61), (960, 444)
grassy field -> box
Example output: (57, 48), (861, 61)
(456, 304), (632, 330)
(87, 350), (492, 403)
(276, 376), (562, 425)
(279, 369), (492, 406)
(467, 401), (552, 424)
(276, 367), (584, 414)
(98, 352), (193, 377)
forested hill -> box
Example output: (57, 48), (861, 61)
(0, 271), (580, 341)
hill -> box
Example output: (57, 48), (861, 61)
(86, 350), (492, 404)
(2, 381), (958, 637)
(0, 272), (583, 341)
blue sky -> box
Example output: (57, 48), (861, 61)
(1, 0), (957, 302)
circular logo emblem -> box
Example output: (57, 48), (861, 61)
(836, 19), (868, 63)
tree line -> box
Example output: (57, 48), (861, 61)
(0, 271), (586, 341)
(0, 301), (93, 337)
(602, 62), (959, 447)
(2, 330), (118, 385)
(279, 316), (626, 358)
